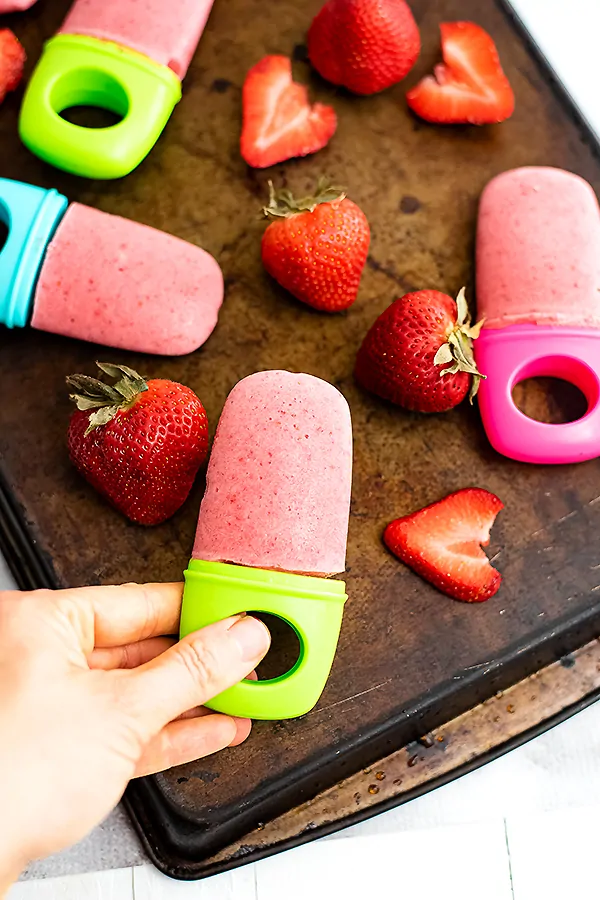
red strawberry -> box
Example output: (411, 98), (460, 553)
(407, 22), (515, 124)
(384, 488), (503, 603)
(240, 55), (337, 169)
(66, 363), (209, 526)
(355, 287), (484, 412)
(0, 29), (25, 103)
(308, 0), (420, 95)
(261, 179), (370, 312)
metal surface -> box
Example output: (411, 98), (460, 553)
(1, 0), (600, 877)
(126, 639), (600, 879)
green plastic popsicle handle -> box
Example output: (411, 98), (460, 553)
(180, 559), (347, 720)
(19, 34), (182, 180)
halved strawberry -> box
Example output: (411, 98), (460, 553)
(406, 22), (514, 125)
(240, 55), (337, 169)
(384, 488), (503, 602)
(0, 29), (26, 104)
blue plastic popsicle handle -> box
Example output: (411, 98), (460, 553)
(0, 178), (68, 328)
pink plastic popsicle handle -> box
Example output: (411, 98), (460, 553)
(475, 325), (600, 464)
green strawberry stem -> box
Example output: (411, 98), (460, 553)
(66, 362), (148, 435)
(433, 288), (485, 403)
(263, 177), (346, 218)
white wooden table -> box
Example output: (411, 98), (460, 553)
(5, 0), (600, 895)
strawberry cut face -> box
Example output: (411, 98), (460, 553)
(241, 55), (337, 168)
(407, 22), (515, 124)
(384, 488), (504, 603)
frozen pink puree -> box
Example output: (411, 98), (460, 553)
(0, 0), (37, 9)
(59, 0), (215, 79)
(31, 204), (223, 356)
(477, 167), (600, 330)
(193, 371), (353, 577)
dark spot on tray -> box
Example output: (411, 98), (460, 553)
(176, 776), (189, 784)
(211, 77), (232, 93)
(560, 653), (576, 668)
(190, 770), (220, 783)
(400, 195), (421, 214)
(230, 845), (255, 859)
(293, 43), (309, 62)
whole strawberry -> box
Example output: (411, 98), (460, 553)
(355, 288), (484, 412)
(261, 179), (370, 313)
(308, 0), (420, 95)
(384, 488), (503, 603)
(66, 363), (209, 526)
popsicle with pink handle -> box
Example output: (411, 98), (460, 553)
(19, 0), (216, 178)
(475, 166), (600, 464)
(180, 370), (353, 720)
(0, 178), (223, 355)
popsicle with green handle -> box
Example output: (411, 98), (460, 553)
(19, 0), (216, 178)
(180, 370), (353, 720)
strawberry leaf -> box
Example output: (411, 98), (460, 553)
(264, 177), (346, 218)
(67, 362), (149, 430)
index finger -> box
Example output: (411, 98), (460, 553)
(60, 582), (184, 647)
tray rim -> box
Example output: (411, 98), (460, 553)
(123, 675), (600, 880)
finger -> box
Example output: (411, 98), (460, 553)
(118, 615), (270, 737)
(175, 672), (256, 718)
(175, 707), (251, 743)
(54, 582), (184, 647)
(133, 714), (250, 777)
(88, 636), (177, 670)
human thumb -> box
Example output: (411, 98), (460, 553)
(117, 615), (270, 737)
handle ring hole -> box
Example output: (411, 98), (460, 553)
(0, 200), (9, 255)
(50, 68), (129, 129)
(511, 356), (597, 424)
(243, 612), (301, 682)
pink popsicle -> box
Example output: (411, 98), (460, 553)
(193, 371), (353, 576)
(31, 204), (223, 356)
(59, 0), (216, 78)
(476, 167), (600, 330)
(0, 0), (37, 9)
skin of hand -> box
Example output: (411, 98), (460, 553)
(0, 583), (270, 893)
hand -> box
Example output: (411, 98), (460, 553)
(0, 583), (270, 891)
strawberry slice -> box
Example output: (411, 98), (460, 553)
(0, 29), (26, 104)
(406, 22), (514, 124)
(384, 488), (503, 602)
(241, 55), (337, 168)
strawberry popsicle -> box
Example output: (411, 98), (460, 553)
(475, 166), (600, 464)
(180, 370), (353, 720)
(476, 167), (600, 330)
(59, 0), (215, 79)
(0, 178), (223, 356)
(194, 371), (352, 575)
(0, 1), (37, 9)
(32, 204), (223, 355)
(19, 0), (216, 178)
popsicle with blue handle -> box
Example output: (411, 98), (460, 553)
(19, 0), (216, 178)
(0, 178), (223, 355)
